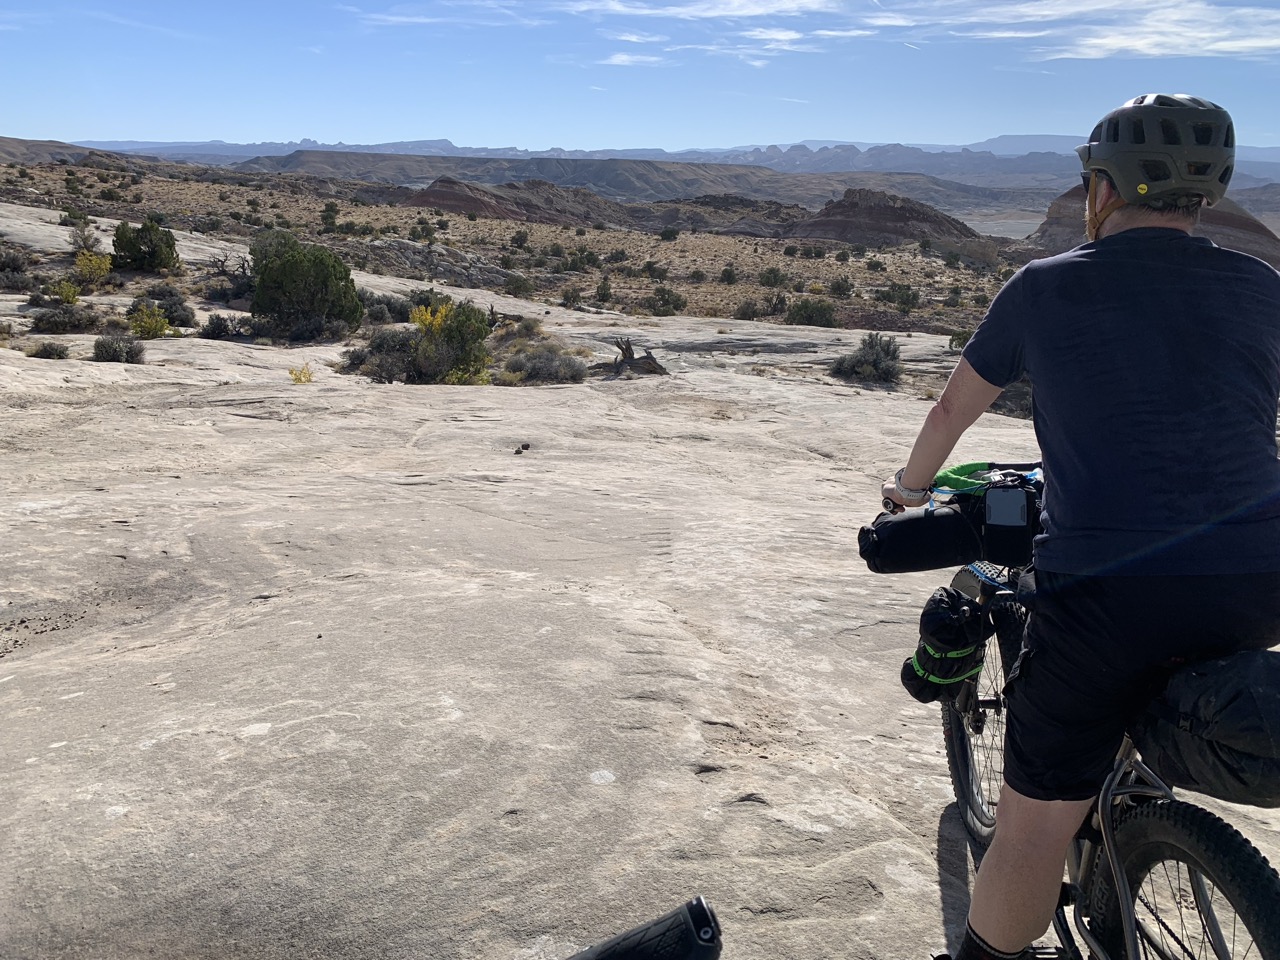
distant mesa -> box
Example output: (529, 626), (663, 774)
(788, 188), (980, 245)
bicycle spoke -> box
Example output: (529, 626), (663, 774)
(1131, 859), (1261, 959)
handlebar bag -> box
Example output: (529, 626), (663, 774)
(1131, 650), (1280, 808)
(858, 499), (983, 574)
(900, 586), (989, 703)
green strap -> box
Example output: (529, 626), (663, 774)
(911, 654), (983, 685)
(922, 641), (979, 660)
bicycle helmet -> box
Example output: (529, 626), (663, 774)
(1076, 93), (1235, 208)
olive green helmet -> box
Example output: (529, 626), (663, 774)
(1076, 94), (1235, 208)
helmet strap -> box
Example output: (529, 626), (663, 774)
(1086, 171), (1127, 241)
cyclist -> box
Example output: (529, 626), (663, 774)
(880, 94), (1280, 960)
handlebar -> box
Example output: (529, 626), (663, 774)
(565, 897), (722, 960)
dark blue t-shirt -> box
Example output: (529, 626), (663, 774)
(963, 227), (1280, 576)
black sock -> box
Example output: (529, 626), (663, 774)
(953, 923), (1025, 960)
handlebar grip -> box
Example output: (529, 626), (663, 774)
(565, 896), (722, 960)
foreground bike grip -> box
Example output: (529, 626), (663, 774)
(565, 896), (722, 960)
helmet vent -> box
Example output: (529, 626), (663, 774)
(1141, 160), (1172, 182)
(1106, 118), (1121, 142)
(1225, 124), (1235, 148)
(1187, 161), (1211, 176)
(1130, 120), (1146, 144)
(1160, 119), (1182, 145)
(1133, 94), (1148, 105)
(1191, 122), (1216, 146)
(1219, 165), (1233, 186)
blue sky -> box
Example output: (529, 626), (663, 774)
(2, 1), (1279, 149)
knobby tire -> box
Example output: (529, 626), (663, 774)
(1089, 800), (1280, 959)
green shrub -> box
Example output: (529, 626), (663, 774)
(112, 219), (181, 272)
(511, 229), (529, 249)
(30, 303), (97, 334)
(783, 245), (798, 257)
(829, 276), (853, 299)
(68, 222), (101, 253)
(358, 289), (413, 323)
(719, 265), (737, 284)
(640, 260), (668, 281)
(342, 301), (490, 384)
(759, 266), (787, 288)
(27, 341), (69, 360)
(50, 279), (80, 304)
(561, 286), (583, 308)
(733, 299), (760, 321)
(835, 250), (850, 263)
(251, 237), (362, 341)
(502, 342), (587, 384)
(129, 302), (173, 339)
(0, 250), (29, 272)
(595, 275), (612, 303)
(75, 250), (112, 287)
(784, 298), (837, 327)
(92, 334), (145, 363)
(605, 248), (629, 264)
(504, 274), (535, 298)
(0, 270), (35, 291)
(659, 227), (679, 241)
(198, 313), (239, 340)
(948, 329), (974, 352)
(873, 282), (921, 314)
(764, 292), (788, 316)
(972, 293), (991, 308)
(865, 258), (886, 273)
(639, 286), (687, 317)
(832, 332), (902, 384)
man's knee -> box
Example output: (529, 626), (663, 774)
(994, 783), (1092, 845)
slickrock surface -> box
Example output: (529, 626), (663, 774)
(3, 204), (1277, 960)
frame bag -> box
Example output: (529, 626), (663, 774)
(1132, 650), (1280, 808)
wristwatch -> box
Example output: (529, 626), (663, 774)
(894, 468), (931, 502)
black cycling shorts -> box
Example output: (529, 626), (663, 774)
(1003, 568), (1280, 802)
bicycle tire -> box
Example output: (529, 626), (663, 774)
(941, 598), (1026, 847)
(1088, 800), (1280, 959)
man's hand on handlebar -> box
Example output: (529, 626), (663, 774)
(881, 475), (931, 515)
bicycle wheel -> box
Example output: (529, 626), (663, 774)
(941, 598), (1026, 847)
(1089, 800), (1280, 959)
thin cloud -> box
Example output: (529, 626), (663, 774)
(356, 2), (549, 28)
(87, 11), (199, 40)
(813, 28), (874, 37)
(598, 52), (667, 64)
(608, 30), (670, 41)
(858, 0), (1280, 60)
(562, 0), (841, 19)
(777, 96), (810, 103)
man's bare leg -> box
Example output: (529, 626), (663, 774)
(965, 784), (1093, 953)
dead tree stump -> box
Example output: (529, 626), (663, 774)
(608, 338), (668, 376)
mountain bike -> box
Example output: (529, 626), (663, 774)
(907, 466), (1280, 960)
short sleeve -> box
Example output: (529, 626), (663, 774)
(961, 270), (1026, 389)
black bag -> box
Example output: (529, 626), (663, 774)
(981, 485), (1041, 568)
(1132, 650), (1280, 808)
(900, 586), (989, 703)
(858, 500), (983, 574)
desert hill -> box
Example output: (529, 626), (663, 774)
(233, 150), (1061, 221)
(0, 135), (111, 165)
(1023, 186), (1280, 268)
(787, 189), (981, 247)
